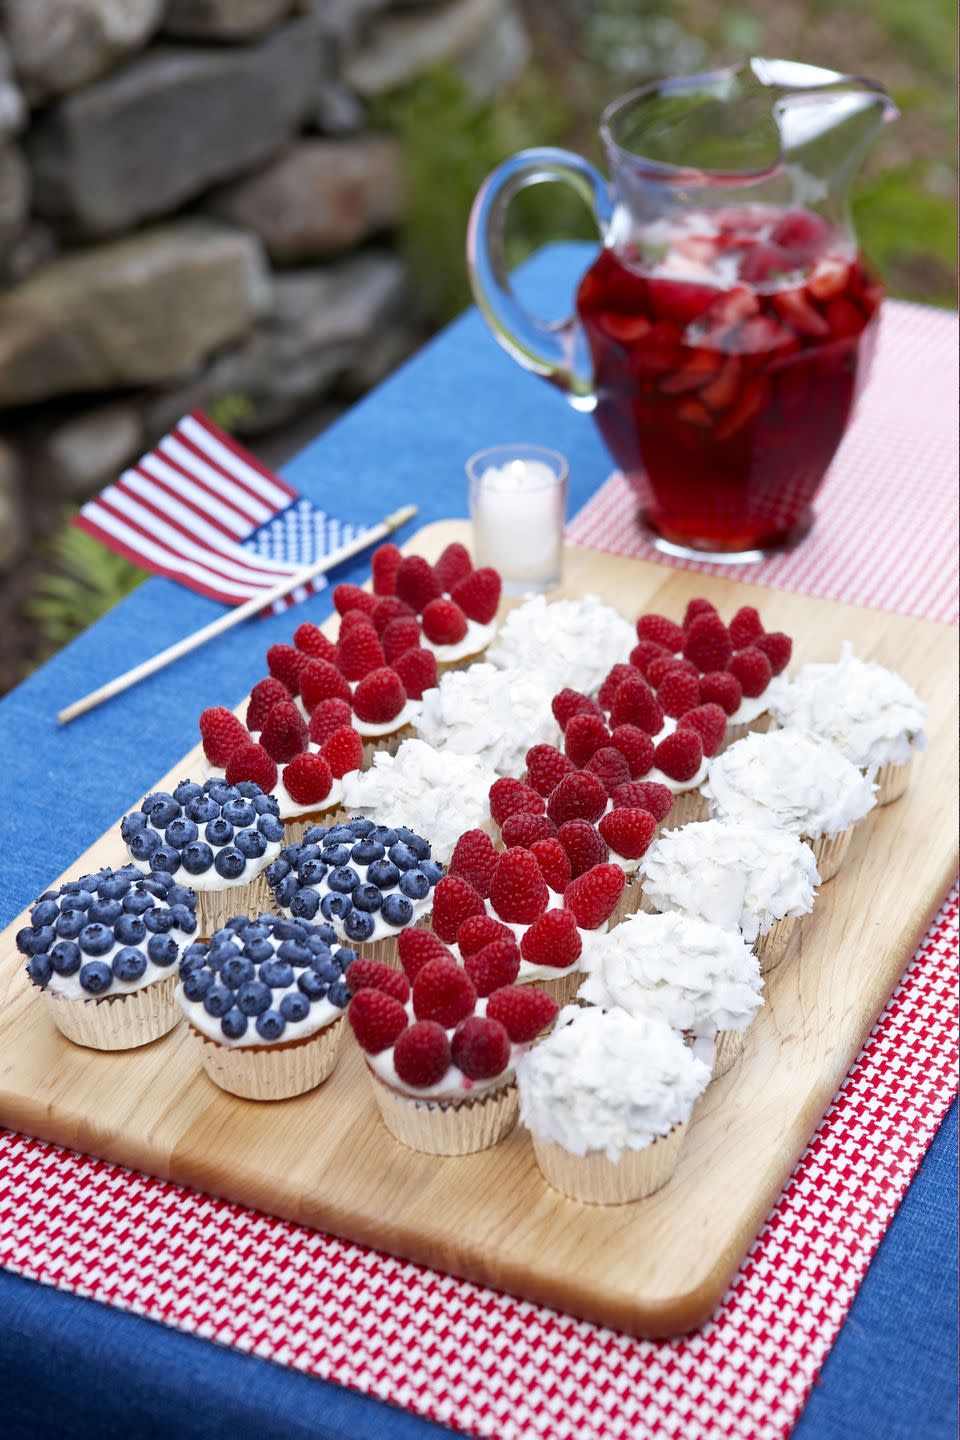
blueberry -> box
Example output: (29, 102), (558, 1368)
(236, 979), (272, 1016)
(144, 794), (178, 828)
(275, 874), (301, 909)
(60, 889), (94, 913)
(50, 941), (82, 976)
(266, 858), (291, 887)
(220, 1008), (248, 1040)
(298, 858), (328, 886)
(235, 829), (267, 860)
(182, 968), (214, 1002)
(253, 793), (281, 817)
(257, 814), (284, 843)
(120, 812), (148, 842)
(205, 816), (234, 847)
(214, 848), (246, 881)
(371, 826), (398, 848)
(99, 872), (135, 901)
(27, 954), (53, 986)
(114, 914), (146, 946)
(328, 865), (359, 894)
(312, 923), (338, 947)
(347, 817), (375, 837)
(388, 842), (419, 871)
(311, 957), (339, 985)
(328, 980), (351, 1008)
(323, 824), (354, 845)
(243, 937), (274, 965)
(151, 845), (181, 875)
(381, 894), (414, 928)
(203, 984), (234, 1018)
(222, 799), (256, 829)
(282, 842), (305, 868)
(367, 860), (401, 890)
(77, 873), (102, 893)
(321, 844), (351, 869)
(182, 841), (215, 876)
(55, 910), (85, 940)
(256, 1010), (285, 1041)
(144, 908), (176, 934)
(396, 828), (431, 860)
(128, 829), (160, 863)
(148, 933), (180, 967)
(142, 874), (173, 898)
(298, 970), (328, 1000)
(167, 885), (195, 910)
(225, 916), (249, 933)
(180, 950), (207, 979)
(351, 883), (383, 913)
(88, 898), (122, 927)
(166, 818), (198, 851)
(205, 780), (237, 805)
(113, 948), (147, 983)
(221, 955), (255, 989)
(333, 946), (357, 970)
(16, 924), (55, 956)
(399, 870), (430, 901)
(351, 839), (385, 866)
(28, 899), (58, 930)
(343, 909), (375, 942)
(122, 891), (154, 917)
(171, 904), (197, 934)
(320, 892), (352, 922)
(280, 992), (310, 1023)
(274, 918), (307, 942)
(207, 939), (238, 968)
(173, 780), (203, 806)
(261, 959), (295, 990)
(235, 781), (262, 800)
(78, 922), (113, 956)
(290, 888), (320, 920)
(185, 794), (219, 824)
(79, 961), (112, 995)
(420, 860), (443, 886)
(276, 939), (311, 967)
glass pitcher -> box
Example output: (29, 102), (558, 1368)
(468, 59), (897, 561)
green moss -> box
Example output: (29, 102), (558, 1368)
(24, 515), (144, 666)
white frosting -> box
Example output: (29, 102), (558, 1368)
(516, 1006), (709, 1161)
(423, 617), (497, 664)
(366, 995), (522, 1100)
(703, 729), (876, 840)
(488, 594), (634, 697)
(131, 846), (279, 893)
(272, 853), (434, 944)
(341, 739), (498, 864)
(767, 644), (927, 768)
(352, 698), (422, 738)
(646, 754), (710, 795)
(640, 818), (819, 942)
(177, 980), (341, 1049)
(578, 910), (763, 1036)
(727, 691), (771, 727)
(414, 663), (560, 777)
(45, 930), (195, 1001)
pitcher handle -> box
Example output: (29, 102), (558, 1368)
(467, 147), (612, 412)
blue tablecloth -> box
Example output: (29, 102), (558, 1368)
(1, 244), (956, 1439)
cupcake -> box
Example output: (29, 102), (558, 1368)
(266, 817), (442, 966)
(516, 1006), (710, 1204)
(176, 913), (354, 1099)
(578, 910), (763, 1079)
(347, 952), (558, 1155)
(402, 545), (502, 672)
(639, 818), (820, 973)
(17, 866), (197, 1050)
(768, 643), (926, 805)
(488, 594), (634, 696)
(415, 663), (561, 778)
(122, 778), (283, 935)
(702, 729), (876, 882)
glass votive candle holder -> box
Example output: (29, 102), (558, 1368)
(466, 444), (569, 596)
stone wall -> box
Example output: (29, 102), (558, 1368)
(0, 0), (528, 571)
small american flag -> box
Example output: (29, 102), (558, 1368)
(75, 412), (358, 616)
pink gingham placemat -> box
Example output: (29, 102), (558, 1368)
(1, 299), (957, 1440)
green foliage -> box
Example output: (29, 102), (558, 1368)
(24, 515), (144, 663)
(854, 165), (957, 306)
(207, 392), (253, 433)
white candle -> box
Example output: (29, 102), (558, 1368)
(468, 448), (568, 593)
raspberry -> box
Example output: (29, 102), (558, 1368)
(700, 670), (743, 716)
(371, 596), (415, 636)
(486, 985), (559, 1043)
(451, 1015), (511, 1080)
(519, 909), (582, 970)
(501, 813), (558, 847)
(610, 676), (664, 735)
(320, 725), (363, 778)
(729, 605), (764, 649)
(344, 957), (410, 1005)
(563, 863), (625, 930)
(488, 777), (544, 828)
(557, 818), (609, 878)
(488, 848), (549, 924)
(391, 646), (438, 700)
(348, 987), (408, 1054)
(628, 640), (668, 678)
(755, 630), (792, 675)
(412, 957), (476, 1028)
(456, 914), (513, 959)
(598, 663), (642, 713)
(683, 614), (734, 672)
(336, 622), (385, 682)
(448, 828), (499, 898)
(353, 667), (407, 723)
(463, 937), (521, 996)
(653, 729), (704, 783)
(282, 752), (333, 805)
(266, 643), (310, 695)
(610, 724), (655, 778)
(683, 596), (719, 630)
(246, 677), (291, 732)
(338, 610), (370, 636)
(525, 744), (574, 797)
(611, 780), (674, 822)
(395, 554), (441, 612)
(564, 713), (611, 768)
(259, 700), (308, 763)
(199, 706), (248, 766)
(381, 615), (422, 664)
(422, 598), (468, 646)
(308, 697), (353, 747)
(637, 613), (683, 652)
(586, 745), (632, 794)
(728, 646), (773, 698)
(677, 702), (727, 757)
(433, 541), (473, 594)
(431, 875), (485, 943)
(372, 542), (402, 596)
(657, 669), (701, 719)
(450, 567), (500, 624)
(530, 837), (572, 893)
(646, 654), (696, 689)
(551, 688), (596, 729)
(397, 927), (453, 982)
(224, 742), (278, 793)
(333, 583), (377, 618)
(293, 622), (337, 664)
(300, 658), (352, 712)
(393, 1021), (451, 1088)
(598, 806), (656, 860)
(547, 771), (607, 825)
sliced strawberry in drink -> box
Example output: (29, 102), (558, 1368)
(599, 311), (653, 345)
(713, 376), (772, 441)
(736, 314), (797, 356)
(700, 356), (742, 410)
(739, 242), (794, 286)
(772, 288), (830, 337)
(770, 209), (831, 259)
(660, 347), (723, 394)
(808, 258), (851, 300)
(629, 322), (686, 378)
(674, 397), (713, 428)
(824, 297), (866, 339)
(695, 285), (762, 350)
(647, 278), (719, 328)
(714, 205), (768, 234)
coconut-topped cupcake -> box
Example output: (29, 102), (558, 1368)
(516, 1006), (710, 1204)
(415, 662), (560, 778)
(17, 866), (197, 1050)
(640, 818), (820, 972)
(768, 643), (927, 805)
(579, 910), (763, 1079)
(488, 594), (634, 697)
(703, 729), (876, 882)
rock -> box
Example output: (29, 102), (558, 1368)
(1, 1), (163, 104)
(0, 39), (27, 142)
(27, 21), (327, 238)
(344, 0), (506, 97)
(30, 401), (145, 499)
(0, 439), (25, 571)
(0, 220), (57, 285)
(205, 135), (403, 263)
(313, 76), (366, 135)
(162, 0), (296, 40)
(456, 1), (528, 101)
(0, 146), (29, 263)
(0, 220), (270, 407)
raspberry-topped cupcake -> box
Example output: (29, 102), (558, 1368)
(384, 543), (502, 671)
(17, 866), (197, 1050)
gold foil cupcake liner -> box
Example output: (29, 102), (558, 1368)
(531, 1121), (688, 1205)
(189, 1015), (344, 1100)
(661, 787), (709, 831)
(722, 709), (773, 750)
(609, 873), (644, 928)
(370, 1071), (519, 1154)
(283, 805), (348, 844)
(753, 913), (798, 974)
(872, 759), (912, 806)
(807, 826), (854, 884)
(196, 872), (275, 936)
(361, 723), (417, 770)
(42, 973), (180, 1051)
(530, 967), (583, 1006)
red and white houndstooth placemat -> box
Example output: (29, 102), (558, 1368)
(1, 299), (957, 1440)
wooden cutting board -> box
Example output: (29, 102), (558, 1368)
(0, 520), (956, 1339)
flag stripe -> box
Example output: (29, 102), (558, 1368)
(182, 411), (298, 505)
(158, 435), (274, 526)
(84, 496), (269, 599)
(75, 511), (262, 605)
(137, 452), (256, 538)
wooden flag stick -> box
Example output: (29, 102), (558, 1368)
(57, 504), (418, 727)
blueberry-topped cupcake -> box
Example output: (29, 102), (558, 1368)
(122, 777), (283, 934)
(16, 866), (197, 1050)
(175, 913), (355, 1099)
(266, 817), (442, 966)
